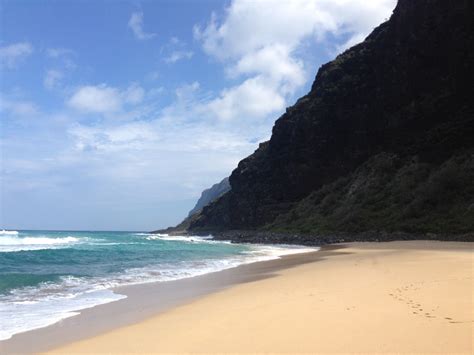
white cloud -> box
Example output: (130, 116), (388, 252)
(44, 69), (63, 90)
(164, 50), (194, 63)
(59, 86), (261, 208)
(0, 97), (38, 116)
(67, 83), (146, 113)
(128, 11), (156, 40)
(124, 83), (145, 104)
(170, 36), (182, 45)
(0, 42), (33, 68)
(46, 47), (76, 69)
(64, 80), (267, 161)
(69, 122), (158, 152)
(68, 84), (122, 113)
(207, 76), (285, 121)
(194, 0), (396, 122)
(175, 81), (200, 102)
(228, 44), (306, 94)
(162, 37), (194, 64)
(43, 50), (75, 91)
(195, 0), (395, 60)
(46, 48), (74, 58)
(69, 120), (254, 155)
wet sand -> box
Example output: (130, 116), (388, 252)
(0, 245), (328, 354)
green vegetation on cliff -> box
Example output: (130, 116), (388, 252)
(265, 152), (474, 234)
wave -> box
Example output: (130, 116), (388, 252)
(0, 233), (319, 340)
(0, 230), (19, 235)
(145, 234), (217, 243)
(0, 235), (82, 252)
(242, 244), (319, 259)
(0, 242), (320, 339)
(89, 243), (319, 288)
(0, 282), (125, 341)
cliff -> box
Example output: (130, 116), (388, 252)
(172, 0), (474, 240)
(188, 178), (230, 217)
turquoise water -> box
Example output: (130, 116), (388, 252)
(0, 230), (317, 340)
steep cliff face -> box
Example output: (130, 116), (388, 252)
(189, 0), (474, 234)
(188, 177), (230, 217)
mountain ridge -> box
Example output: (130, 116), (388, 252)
(188, 177), (230, 217)
(161, 0), (474, 242)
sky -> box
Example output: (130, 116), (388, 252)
(0, 0), (397, 231)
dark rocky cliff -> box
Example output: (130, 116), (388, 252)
(186, 0), (474, 237)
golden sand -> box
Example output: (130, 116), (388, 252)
(48, 241), (473, 354)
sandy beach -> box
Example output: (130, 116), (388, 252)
(38, 241), (473, 354)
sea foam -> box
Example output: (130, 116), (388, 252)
(0, 230), (19, 235)
(0, 235), (82, 252)
(0, 287), (125, 341)
(0, 231), (318, 341)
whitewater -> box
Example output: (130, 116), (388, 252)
(0, 230), (317, 340)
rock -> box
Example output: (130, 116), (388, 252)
(188, 177), (230, 217)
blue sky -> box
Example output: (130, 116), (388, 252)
(0, 0), (396, 231)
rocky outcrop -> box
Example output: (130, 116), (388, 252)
(188, 177), (230, 217)
(187, 0), (474, 239)
(152, 177), (230, 234)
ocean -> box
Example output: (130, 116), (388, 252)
(0, 229), (317, 340)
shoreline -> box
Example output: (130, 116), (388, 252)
(48, 240), (473, 354)
(2, 240), (472, 353)
(0, 244), (328, 354)
(157, 228), (474, 245)
(209, 230), (474, 244)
